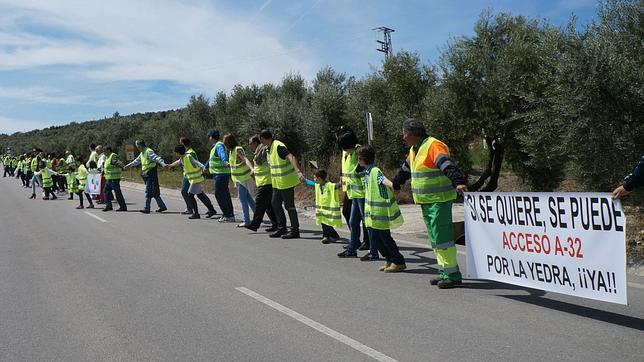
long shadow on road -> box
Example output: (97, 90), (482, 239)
(501, 294), (644, 331)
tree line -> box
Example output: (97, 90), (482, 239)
(1, 0), (641, 194)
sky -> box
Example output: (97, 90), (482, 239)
(0, 0), (599, 134)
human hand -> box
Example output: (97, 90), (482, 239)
(612, 185), (630, 199)
(456, 184), (468, 195)
(297, 171), (305, 182)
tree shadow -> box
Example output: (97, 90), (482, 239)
(500, 294), (644, 331)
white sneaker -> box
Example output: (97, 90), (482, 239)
(218, 216), (236, 223)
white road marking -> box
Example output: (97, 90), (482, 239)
(235, 287), (398, 362)
(84, 211), (107, 223)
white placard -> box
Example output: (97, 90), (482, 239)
(465, 192), (627, 305)
(86, 172), (102, 195)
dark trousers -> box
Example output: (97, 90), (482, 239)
(43, 187), (56, 199)
(214, 175), (234, 217)
(367, 228), (405, 265)
(189, 192), (215, 215)
(104, 179), (126, 210)
(322, 224), (339, 238)
(78, 191), (94, 207)
(272, 187), (299, 231)
(342, 193), (351, 225)
(180, 177), (192, 212)
(249, 184), (277, 229)
(24, 171), (32, 187)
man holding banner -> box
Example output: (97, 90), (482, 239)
(393, 119), (468, 289)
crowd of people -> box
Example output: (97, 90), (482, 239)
(4, 118), (641, 289)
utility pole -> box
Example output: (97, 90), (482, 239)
(373, 27), (394, 59)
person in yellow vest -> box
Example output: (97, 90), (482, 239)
(29, 149), (43, 199)
(223, 133), (255, 227)
(63, 163), (78, 200)
(393, 119), (468, 288)
(206, 130), (236, 222)
(357, 145), (406, 272)
(124, 140), (168, 214)
(259, 129), (305, 239)
(336, 128), (375, 260)
(33, 160), (59, 200)
(243, 135), (278, 232)
(22, 154), (32, 188)
(305, 169), (342, 244)
(74, 155), (94, 209)
(166, 144), (217, 219)
(101, 146), (127, 212)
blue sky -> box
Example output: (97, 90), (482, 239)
(0, 0), (598, 134)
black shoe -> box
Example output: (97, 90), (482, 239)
(102, 207), (113, 212)
(269, 229), (287, 238)
(189, 213), (200, 219)
(50, 196), (57, 200)
(156, 207), (167, 213)
(181, 210), (192, 215)
(244, 224), (258, 232)
(358, 241), (369, 251)
(139, 209), (150, 214)
(430, 276), (442, 285)
(360, 253), (379, 261)
(67, 196), (73, 200)
(437, 279), (462, 289)
(29, 194), (36, 199)
(115, 208), (127, 212)
(281, 231), (300, 239)
(43, 196), (50, 200)
(205, 211), (217, 219)
(337, 249), (357, 258)
(265, 226), (278, 232)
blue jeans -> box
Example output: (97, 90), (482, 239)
(214, 174), (234, 217)
(104, 179), (127, 210)
(348, 198), (375, 255)
(144, 177), (166, 211)
(180, 177), (192, 212)
(31, 173), (42, 194)
(236, 182), (256, 224)
(367, 228), (404, 265)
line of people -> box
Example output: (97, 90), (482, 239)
(1, 119), (470, 289)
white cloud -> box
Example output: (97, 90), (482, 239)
(0, 86), (90, 104)
(0, 115), (45, 134)
(0, 0), (317, 90)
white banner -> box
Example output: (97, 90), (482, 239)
(86, 172), (102, 195)
(465, 192), (627, 305)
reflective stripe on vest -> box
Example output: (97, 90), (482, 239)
(268, 140), (300, 190)
(183, 154), (204, 184)
(208, 142), (230, 175)
(229, 146), (252, 183)
(104, 153), (122, 180)
(341, 145), (365, 199)
(364, 167), (403, 230)
(253, 162), (272, 187)
(409, 137), (456, 204)
(315, 182), (342, 228)
(141, 148), (156, 173)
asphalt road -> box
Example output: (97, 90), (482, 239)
(0, 177), (642, 361)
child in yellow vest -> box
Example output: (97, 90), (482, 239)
(305, 169), (342, 244)
(357, 145), (406, 272)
